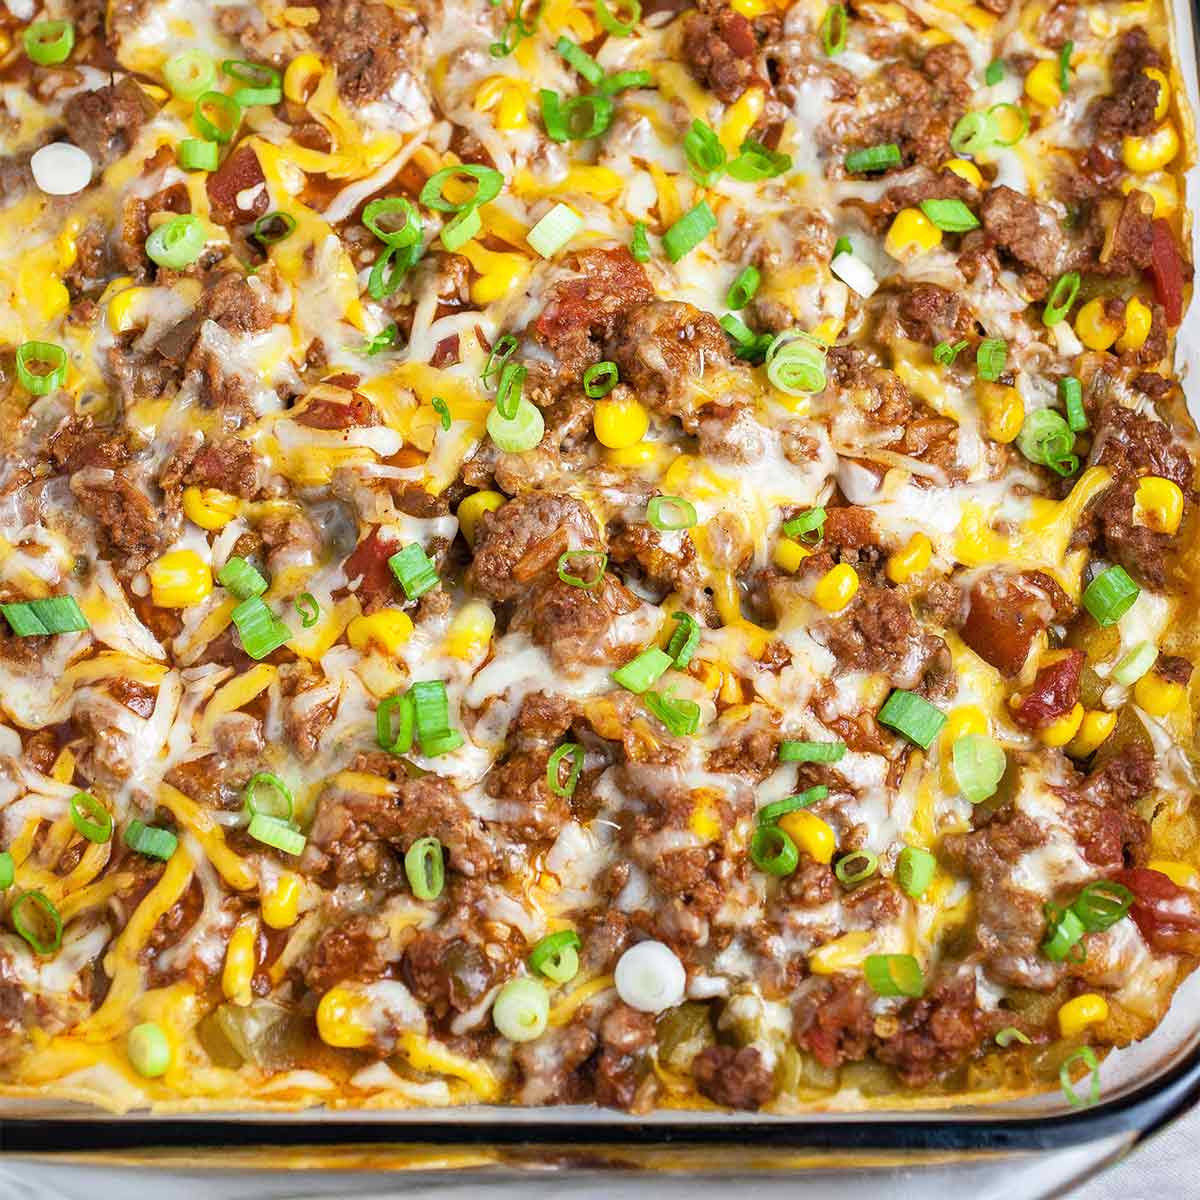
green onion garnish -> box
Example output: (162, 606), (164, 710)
(684, 119), (727, 186)
(1083, 565), (1140, 627)
(1017, 409), (1077, 475)
(1073, 881), (1134, 931)
(779, 740), (845, 763)
(595, 0), (641, 36)
(663, 201), (717, 263)
(599, 69), (653, 94)
(482, 333), (518, 388)
(647, 495), (697, 531)
(1060, 1047), (1101, 1108)
(127, 1021), (171, 1078)
(844, 143), (901, 174)
(405, 836), (445, 900)
(440, 203), (481, 252)
(193, 91), (241, 144)
(24, 20), (74, 65)
(834, 851), (878, 887)
(782, 506), (826, 543)
(12, 891), (63, 956)
(146, 214), (206, 270)
(821, 3), (847, 54)
(834, 235), (853, 257)
(612, 646), (672, 694)
(643, 690), (700, 737)
(217, 556), (267, 600)
(750, 824), (799, 875)
(1061, 377), (1087, 431)
(178, 138), (219, 172)
(70, 791), (112, 844)
(0, 853), (12, 890)
(432, 396), (452, 429)
(247, 813), (305, 855)
(995, 1027), (1032, 1048)
(1041, 903), (1086, 961)
(720, 313), (772, 362)
(727, 139), (792, 181)
(487, 397), (544, 452)
(864, 953), (924, 997)
(377, 692), (416, 756)
(933, 339), (968, 366)
(1043, 271), (1080, 326)
(950, 110), (996, 156)
(1058, 40), (1074, 92)
(539, 89), (615, 141)
(527, 202), (583, 258)
(557, 549), (607, 589)
(757, 787), (829, 824)
(495, 361), (526, 419)
(1113, 641), (1157, 686)
(164, 49), (215, 99)
(582, 361), (619, 398)
(124, 819), (178, 862)
(766, 331), (827, 395)
(0, 595), (89, 636)
(242, 772), (293, 822)
(222, 58), (282, 107)
(985, 59), (1004, 85)
(368, 243), (420, 299)
(388, 543), (440, 600)
(896, 846), (936, 897)
(726, 264), (760, 309)
(529, 929), (581, 983)
(667, 611), (700, 668)
(877, 690), (946, 749)
(230, 596), (291, 660)
(975, 337), (1007, 382)
(411, 679), (463, 757)
(295, 593), (320, 628)
(555, 35), (604, 85)
(362, 196), (422, 247)
(918, 198), (979, 232)
(493, 976), (550, 1041)
(988, 101), (1029, 146)
(362, 323), (399, 357)
(631, 220), (650, 262)
(951, 733), (1006, 803)
(546, 743), (584, 798)
(16, 341), (68, 396)
(420, 164), (504, 213)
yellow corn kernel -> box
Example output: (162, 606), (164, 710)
(316, 986), (372, 1049)
(107, 285), (149, 334)
(261, 872), (301, 929)
(444, 599), (496, 659)
(458, 241), (531, 306)
(886, 533), (932, 585)
(945, 705), (988, 742)
(812, 563), (859, 612)
(1039, 702), (1085, 747)
(473, 76), (529, 131)
(885, 208), (942, 262)
(942, 158), (984, 189)
(284, 53), (324, 103)
(778, 810), (835, 864)
(977, 381), (1024, 443)
(960, 4), (996, 31)
(1147, 859), (1197, 888)
(1133, 476), (1184, 535)
(1024, 59), (1064, 108)
(1123, 122), (1180, 173)
(690, 789), (722, 842)
(811, 317), (843, 347)
(773, 537), (812, 573)
(730, 0), (770, 13)
(607, 442), (670, 470)
(593, 396), (650, 449)
(1057, 993), (1109, 1038)
(808, 930), (872, 974)
(1073, 298), (1122, 351)
(1116, 296), (1153, 354)
(1121, 172), (1178, 218)
(182, 485), (239, 531)
(221, 920), (258, 1006)
(1134, 673), (1186, 717)
(347, 609), (414, 656)
(720, 86), (765, 154)
(1143, 67), (1170, 121)
(149, 549), (213, 608)
(1066, 709), (1117, 758)
(457, 490), (505, 546)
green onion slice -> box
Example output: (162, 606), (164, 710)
(432, 396), (452, 429)
(595, 0), (641, 35)
(1058, 40), (1074, 93)
(1060, 1046), (1101, 1108)
(779, 739), (845, 763)
(612, 646), (672, 694)
(482, 334), (518, 388)
(933, 339), (969, 366)
(247, 813), (305, 855)
(487, 397), (544, 452)
(1043, 272), (1081, 326)
(667, 611), (700, 668)
(555, 35), (604, 85)
(864, 953), (925, 997)
(822, 3), (848, 54)
(877, 690), (946, 749)
(363, 323), (399, 356)
(493, 976), (550, 1041)
(529, 929), (581, 983)
(647, 495), (697, 531)
(222, 58), (282, 107)
(583, 361), (619, 398)
(70, 791), (112, 844)
(24, 20), (74, 66)
(631, 221), (650, 262)
(985, 59), (1004, 86)
(896, 846), (936, 897)
(546, 743), (584, 798)
(295, 593), (321, 628)
(165, 49), (215, 99)
(539, 90), (614, 142)
(782, 506), (826, 543)
(440, 203), (481, 252)
(995, 1026), (1032, 1048)
(242, 772), (293, 822)
(757, 787), (829, 824)
(663, 201), (717, 263)
(363, 196), (422, 247)
(600, 69), (653, 94)
(557, 549), (607, 589)
(643, 689), (701, 737)
(0, 852), (12, 890)
(388, 543), (440, 600)
(951, 733), (1007, 803)
(844, 143), (901, 174)
(178, 138), (219, 172)
(988, 102), (1029, 146)
(834, 850), (878, 886)
(124, 819), (178, 861)
(726, 265), (760, 310)
(527, 202), (582, 258)
(1073, 881), (1134, 931)
(1, 596), (89, 636)
(495, 361), (526, 419)
(405, 836), (445, 900)
(194, 91), (241, 144)
(766, 331), (827, 395)
(684, 119), (727, 186)
(420, 164), (503, 213)
(918, 198), (980, 232)
(377, 692), (416, 756)
(230, 596), (291, 660)
(12, 890), (63, 956)
(146, 215), (206, 270)
(720, 313), (772, 363)
(1113, 641), (1157, 686)
(16, 341), (68, 396)
(1060, 377), (1087, 431)
(750, 824), (800, 876)
(976, 337), (1008, 382)
(1017, 409), (1076, 475)
(218, 556), (268, 600)
(1042, 903), (1086, 961)
(1083, 566), (1140, 627)
(727, 139), (792, 181)
(950, 110), (997, 157)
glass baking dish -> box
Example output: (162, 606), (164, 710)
(1, 2), (1198, 1196)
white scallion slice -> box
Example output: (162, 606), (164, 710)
(830, 250), (879, 298)
(614, 940), (686, 1013)
(31, 142), (93, 196)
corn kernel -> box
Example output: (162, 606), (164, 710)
(778, 810), (835, 864)
(730, 0), (770, 13)
(444, 599), (496, 659)
(808, 930), (872, 974)
(1143, 68), (1170, 122)
(221, 920), (258, 1006)
(347, 609), (414, 656)
(316, 986), (372, 1049)
(811, 317), (843, 346)
(1066, 709), (1117, 758)
(1073, 298), (1122, 351)
(812, 563), (859, 612)
(1133, 476), (1184, 535)
(606, 442), (670, 470)
(1147, 859), (1197, 888)
(182, 485), (239, 531)
(885, 208), (943, 262)
(976, 380), (1024, 442)
(942, 158), (984, 189)
(1123, 122), (1180, 173)
(1116, 296), (1153, 354)
(886, 533), (933, 584)
(945, 705), (988, 742)
(1057, 993), (1108, 1037)
(773, 537), (812, 573)
(1024, 59), (1064, 108)
(1121, 173), (1178, 218)
(283, 53), (324, 103)
(457, 490), (505, 546)
(1134, 673), (1186, 717)
(459, 242), (531, 306)
(593, 396), (650, 449)
(690, 789), (722, 841)
(473, 76), (530, 131)
(107, 285), (148, 334)
(262, 872), (301, 929)
(149, 549), (213, 608)
(1039, 703), (1085, 747)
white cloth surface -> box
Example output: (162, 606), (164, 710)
(1073, 1103), (1200, 1199)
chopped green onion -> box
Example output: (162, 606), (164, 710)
(242, 772), (293, 822)
(985, 60), (1004, 86)
(489, 18), (525, 57)
(12, 890), (62, 955)
(1114, 641), (1157, 686)
(1073, 881), (1134, 931)
(595, 0), (641, 35)
(440, 203), (481, 252)
(877, 690), (946, 749)
(411, 680), (462, 757)
(830, 248), (879, 298)
(950, 110), (997, 156)
(821, 3), (847, 54)
(976, 337), (1007, 382)
(230, 596), (291, 660)
(362, 197), (421, 247)
(0, 853), (12, 890)
(1061, 377), (1087, 431)
(218, 556), (267, 600)
(165, 50), (216, 100)
(844, 143), (901, 174)
(583, 361), (619, 398)
(555, 35), (604, 85)
(546, 743), (584, 798)
(529, 930), (581, 983)
(918, 198), (980, 232)
(368, 243), (419, 300)
(419, 729), (465, 758)
(127, 1022), (171, 1078)
(663, 201), (717, 263)
(405, 836), (445, 900)
(647, 495), (697, 531)
(896, 846), (936, 897)
(779, 740), (845, 763)
(612, 646), (672, 694)
(720, 313), (773, 363)
(667, 611), (700, 668)
(482, 334), (518, 388)
(0, 604), (45, 637)
(16, 341), (67, 395)
(178, 138), (219, 172)
(420, 164), (503, 213)
(766, 331), (827, 395)
(933, 339), (969, 366)
(495, 361), (526, 419)
(388, 543), (439, 600)
(193, 91), (241, 144)
(782, 507), (826, 543)
(124, 819), (178, 861)
(539, 89), (614, 142)
(287, 594), (318, 632)
(684, 119), (726, 186)
(70, 791), (112, 844)
(834, 236), (853, 257)
(1043, 272), (1080, 326)
(222, 58), (282, 107)
(864, 953), (924, 997)
(1083, 566), (1139, 627)
(750, 824), (799, 876)
(1058, 40), (1074, 93)
(727, 139), (792, 181)
(631, 221), (650, 262)
(1, 596), (89, 636)
(24, 20), (74, 65)
(362, 323), (399, 357)
(1042, 903), (1086, 961)
(527, 202), (583, 258)
(1060, 1047), (1100, 1108)
(493, 976), (550, 1041)
(146, 215), (206, 270)
(377, 692), (416, 756)
(726, 265), (760, 310)
(1017, 409), (1076, 475)
(487, 397), (545, 452)
(599, 69), (653, 94)
(988, 102), (1029, 146)
(834, 850), (878, 886)
(757, 787), (829, 825)
(248, 813), (305, 855)
(995, 1026), (1032, 1048)
(557, 549), (607, 589)
(952, 734), (1006, 803)
(432, 396), (452, 429)
(643, 690), (701, 737)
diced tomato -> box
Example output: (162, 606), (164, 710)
(1112, 867), (1200, 955)
(1147, 219), (1185, 327)
(1010, 649), (1084, 730)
